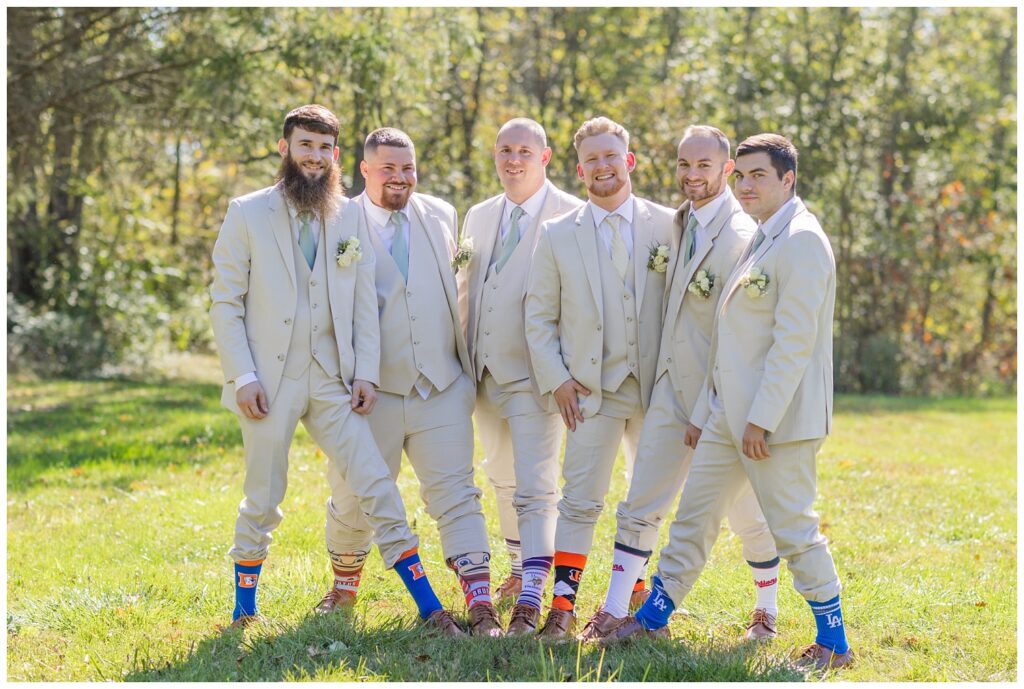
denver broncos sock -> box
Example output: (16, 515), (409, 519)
(748, 557), (780, 616)
(517, 556), (553, 610)
(603, 542), (649, 617)
(634, 575), (675, 630)
(329, 549), (369, 596)
(233, 559), (263, 621)
(808, 595), (850, 653)
(447, 551), (492, 609)
(393, 547), (443, 619)
(551, 551), (587, 611)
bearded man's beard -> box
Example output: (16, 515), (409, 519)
(277, 153), (345, 219)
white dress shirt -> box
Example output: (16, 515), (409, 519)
(590, 195), (635, 259)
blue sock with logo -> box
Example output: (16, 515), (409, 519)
(393, 548), (443, 619)
(634, 575), (675, 630)
(807, 595), (850, 653)
(232, 560), (263, 621)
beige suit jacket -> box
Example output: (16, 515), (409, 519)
(656, 189), (755, 418)
(209, 185), (379, 413)
(691, 197), (835, 444)
(525, 197), (677, 417)
(457, 181), (583, 383)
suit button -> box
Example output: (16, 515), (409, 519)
(590, 357), (597, 364)
(488, 307), (493, 312)
(418, 363), (424, 369)
(624, 294), (631, 300)
(277, 354), (285, 361)
(284, 318), (291, 325)
(484, 331), (490, 336)
(484, 354), (489, 358)
(411, 315), (417, 321)
(629, 362), (636, 369)
(666, 357), (672, 363)
(312, 303), (318, 309)
(310, 280), (318, 286)
(629, 341), (634, 346)
(313, 325), (318, 331)
(627, 317), (633, 322)
(596, 325), (602, 331)
(312, 348), (318, 355)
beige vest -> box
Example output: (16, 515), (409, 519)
(597, 240), (640, 393)
(283, 228), (340, 379)
(371, 212), (462, 396)
(474, 221), (534, 384)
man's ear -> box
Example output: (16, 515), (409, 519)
(277, 138), (288, 158)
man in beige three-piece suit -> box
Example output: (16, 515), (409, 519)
(524, 116), (676, 640)
(210, 105), (456, 631)
(579, 126), (781, 644)
(456, 118), (583, 635)
(615, 133), (855, 671)
(323, 127), (502, 637)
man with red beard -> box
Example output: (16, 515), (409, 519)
(524, 117), (675, 640)
(210, 105), (455, 630)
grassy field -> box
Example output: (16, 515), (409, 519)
(6, 364), (1017, 681)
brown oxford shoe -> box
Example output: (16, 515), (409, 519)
(506, 603), (541, 636)
(743, 608), (777, 641)
(468, 602), (504, 637)
(794, 643), (855, 671)
(422, 609), (468, 638)
(314, 587), (357, 615)
(536, 607), (576, 642)
(495, 575), (522, 603)
(228, 613), (263, 630)
(597, 616), (671, 646)
(577, 609), (627, 643)
(628, 587), (651, 612)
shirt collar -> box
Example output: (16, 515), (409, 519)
(503, 179), (550, 225)
(690, 188), (729, 229)
(589, 194), (635, 228)
(759, 195), (799, 238)
(362, 194), (407, 228)
(285, 200), (319, 223)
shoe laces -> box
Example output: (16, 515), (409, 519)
(510, 604), (536, 623)
(470, 604), (500, 625)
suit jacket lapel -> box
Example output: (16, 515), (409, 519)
(573, 205), (604, 315)
(267, 186), (297, 290)
(411, 196), (460, 325)
(632, 198), (652, 313)
(676, 193), (733, 304)
(470, 195), (503, 308)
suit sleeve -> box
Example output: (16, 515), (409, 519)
(209, 199), (256, 383)
(352, 219), (380, 385)
(747, 231), (834, 433)
(524, 227), (572, 395)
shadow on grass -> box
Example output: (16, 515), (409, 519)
(7, 378), (241, 490)
(124, 610), (805, 682)
(834, 394), (1014, 415)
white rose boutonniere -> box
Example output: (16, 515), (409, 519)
(452, 236), (473, 272)
(647, 244), (670, 273)
(335, 236), (362, 268)
(740, 266), (770, 298)
(687, 268), (715, 299)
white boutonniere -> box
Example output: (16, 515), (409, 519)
(647, 244), (670, 273)
(687, 268), (715, 299)
(452, 236), (473, 272)
(335, 236), (362, 268)
(740, 266), (770, 298)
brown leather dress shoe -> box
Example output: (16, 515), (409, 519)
(743, 608), (777, 641)
(578, 609), (627, 643)
(423, 609), (468, 638)
(314, 588), (356, 615)
(495, 575), (522, 603)
(468, 602), (504, 637)
(795, 643), (855, 671)
(597, 616), (671, 646)
(628, 587), (651, 612)
(506, 604), (541, 636)
(537, 607), (576, 641)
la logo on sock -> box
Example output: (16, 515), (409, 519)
(238, 573), (259, 588)
(652, 593), (669, 611)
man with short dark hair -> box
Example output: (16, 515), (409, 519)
(210, 105), (453, 630)
(610, 133), (854, 671)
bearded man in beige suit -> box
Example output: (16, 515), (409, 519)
(614, 134), (855, 671)
(456, 118), (583, 634)
(524, 116), (676, 640)
(323, 127), (502, 637)
(579, 126), (781, 644)
(210, 105), (456, 632)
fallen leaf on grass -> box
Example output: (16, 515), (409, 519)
(975, 601), (987, 607)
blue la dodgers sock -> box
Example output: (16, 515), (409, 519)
(807, 595), (850, 653)
(233, 560), (263, 621)
(634, 575), (675, 630)
(393, 547), (443, 619)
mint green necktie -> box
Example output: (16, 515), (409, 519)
(298, 212), (316, 269)
(750, 228), (766, 254)
(683, 213), (699, 264)
(389, 211), (409, 282)
(495, 206), (524, 274)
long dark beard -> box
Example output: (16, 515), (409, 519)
(277, 153), (345, 220)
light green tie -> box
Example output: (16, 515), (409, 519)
(607, 214), (629, 281)
(389, 211), (409, 282)
(495, 206), (524, 274)
(683, 213), (699, 265)
(298, 212), (316, 269)
(750, 227), (767, 256)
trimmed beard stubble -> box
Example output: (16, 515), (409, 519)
(277, 152), (345, 218)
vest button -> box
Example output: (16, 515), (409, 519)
(284, 318), (291, 325)
(418, 363), (424, 369)
(310, 280), (318, 286)
(596, 325), (602, 331)
(627, 317), (633, 322)
(312, 349), (318, 355)
(312, 303), (318, 309)
(277, 354), (285, 361)
(629, 341), (634, 346)
(484, 331), (490, 336)
(414, 340), (420, 345)
(313, 325), (318, 331)
(666, 357), (673, 363)
(411, 315), (417, 321)
(630, 362), (636, 368)
(590, 357), (597, 364)
(488, 307), (493, 312)
(624, 294), (631, 300)
(407, 290), (413, 297)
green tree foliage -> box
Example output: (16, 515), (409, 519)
(6, 7), (1016, 392)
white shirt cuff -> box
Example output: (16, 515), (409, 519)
(234, 372), (258, 388)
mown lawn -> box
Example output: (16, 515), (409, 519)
(6, 371), (1016, 681)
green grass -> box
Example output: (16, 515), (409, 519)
(6, 368), (1016, 681)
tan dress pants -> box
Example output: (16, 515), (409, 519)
(325, 372), (489, 560)
(654, 403), (842, 605)
(229, 361), (417, 569)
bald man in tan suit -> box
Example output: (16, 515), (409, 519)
(525, 116), (676, 640)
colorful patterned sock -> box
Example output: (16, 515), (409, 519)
(551, 551), (587, 611)
(808, 595), (850, 653)
(232, 559), (263, 621)
(517, 556), (553, 610)
(603, 542), (649, 617)
(447, 551), (492, 609)
(393, 547), (443, 619)
(505, 538), (523, 579)
(329, 549), (369, 596)
(634, 575), (675, 630)
(748, 556), (780, 617)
